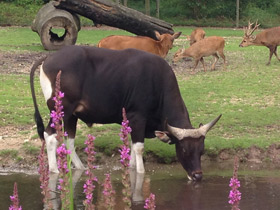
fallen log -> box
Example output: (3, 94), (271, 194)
(53, 0), (174, 40)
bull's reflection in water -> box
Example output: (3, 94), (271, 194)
(46, 168), (150, 209)
(130, 169), (151, 205)
(47, 169), (84, 210)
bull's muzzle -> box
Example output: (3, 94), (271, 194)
(192, 171), (203, 181)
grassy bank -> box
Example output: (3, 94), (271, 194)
(0, 26), (280, 165)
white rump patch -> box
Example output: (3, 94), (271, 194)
(40, 65), (52, 102)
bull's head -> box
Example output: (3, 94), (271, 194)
(155, 115), (222, 181)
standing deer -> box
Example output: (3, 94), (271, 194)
(187, 28), (206, 45)
(173, 36), (226, 72)
(239, 21), (280, 65)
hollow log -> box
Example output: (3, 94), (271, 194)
(53, 0), (174, 40)
(32, 1), (80, 50)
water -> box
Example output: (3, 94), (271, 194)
(1, 163), (280, 210)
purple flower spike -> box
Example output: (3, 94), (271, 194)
(38, 141), (52, 209)
(119, 108), (132, 208)
(83, 134), (98, 209)
(102, 173), (116, 209)
(50, 70), (65, 145)
(228, 156), (241, 210)
(144, 193), (156, 210)
(9, 182), (22, 210)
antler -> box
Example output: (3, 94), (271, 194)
(244, 20), (260, 37)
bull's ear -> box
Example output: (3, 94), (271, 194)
(173, 32), (182, 39)
(154, 31), (161, 40)
(155, 131), (171, 144)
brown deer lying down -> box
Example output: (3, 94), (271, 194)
(173, 36), (226, 72)
(239, 21), (280, 65)
(98, 31), (182, 58)
(187, 28), (206, 45)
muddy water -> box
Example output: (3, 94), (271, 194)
(0, 163), (280, 210)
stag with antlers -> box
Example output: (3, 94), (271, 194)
(239, 21), (280, 65)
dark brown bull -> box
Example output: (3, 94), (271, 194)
(30, 45), (221, 181)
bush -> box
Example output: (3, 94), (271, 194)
(242, 3), (280, 28)
(1, 0), (44, 5)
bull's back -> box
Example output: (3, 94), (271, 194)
(42, 46), (174, 122)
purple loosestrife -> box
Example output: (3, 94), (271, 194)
(50, 70), (67, 145)
(228, 156), (241, 210)
(119, 108), (132, 209)
(57, 143), (72, 209)
(144, 193), (156, 210)
(9, 182), (22, 210)
(102, 173), (116, 210)
(83, 134), (98, 210)
(50, 71), (73, 210)
(38, 141), (52, 209)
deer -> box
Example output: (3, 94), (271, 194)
(173, 36), (226, 72)
(186, 28), (206, 45)
(239, 21), (280, 65)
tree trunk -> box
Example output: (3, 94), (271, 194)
(53, 0), (174, 40)
(145, 0), (150, 16)
(32, 1), (80, 50)
(236, 0), (239, 28)
(156, 0), (160, 18)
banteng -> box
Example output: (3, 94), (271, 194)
(30, 45), (221, 181)
(239, 21), (280, 65)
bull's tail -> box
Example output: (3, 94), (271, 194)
(30, 56), (47, 140)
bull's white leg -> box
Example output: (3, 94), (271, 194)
(67, 138), (85, 170)
(130, 143), (136, 169)
(132, 142), (145, 174)
(44, 132), (59, 173)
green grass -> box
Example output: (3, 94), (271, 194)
(23, 142), (40, 155)
(0, 149), (18, 159)
(1, 27), (280, 162)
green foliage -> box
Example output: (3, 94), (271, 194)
(1, 0), (44, 6)
(144, 139), (176, 164)
(241, 3), (280, 28)
(1, 0), (280, 27)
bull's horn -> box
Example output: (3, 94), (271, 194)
(167, 114), (222, 140)
(199, 114), (222, 136)
(167, 125), (203, 140)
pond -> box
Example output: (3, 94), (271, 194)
(0, 162), (280, 210)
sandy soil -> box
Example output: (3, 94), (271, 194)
(1, 49), (280, 173)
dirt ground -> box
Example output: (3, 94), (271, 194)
(1, 50), (280, 173)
